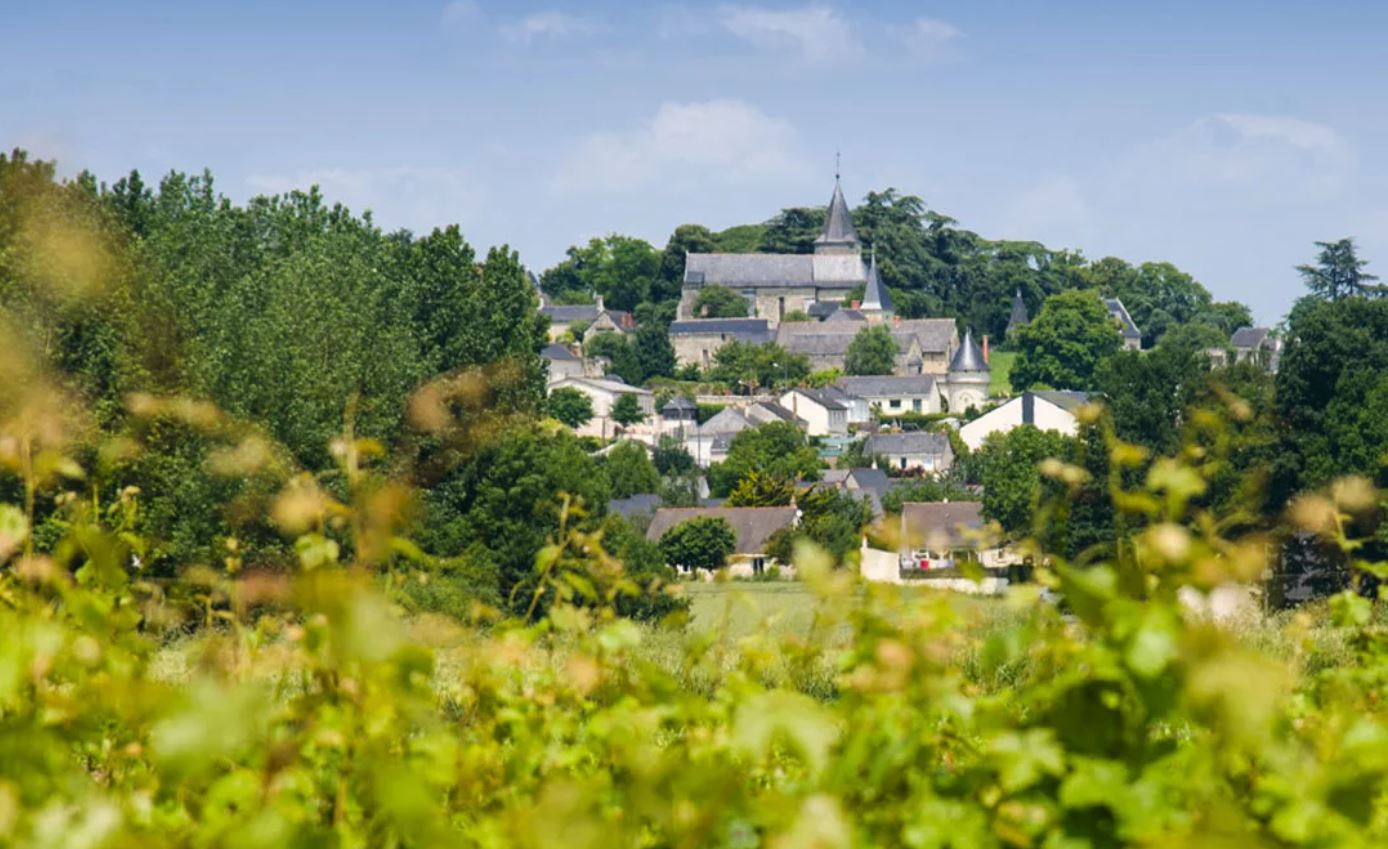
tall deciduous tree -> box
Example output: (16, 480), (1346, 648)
(602, 440), (660, 499)
(1011, 290), (1122, 392)
(611, 393), (646, 429)
(693, 285), (749, 318)
(708, 421), (821, 497)
(978, 426), (1073, 535)
(547, 387), (593, 429)
(659, 516), (736, 571)
(844, 325), (898, 375)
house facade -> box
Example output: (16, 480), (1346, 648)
(546, 376), (655, 440)
(779, 387), (849, 436)
(835, 375), (941, 418)
(958, 391), (1090, 451)
(864, 431), (955, 474)
(669, 318), (772, 369)
(645, 506), (799, 577)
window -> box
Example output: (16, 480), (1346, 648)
(899, 457), (908, 470)
(913, 398), (922, 412)
(889, 399), (902, 409)
(752, 557), (766, 575)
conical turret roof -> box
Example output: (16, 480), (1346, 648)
(815, 177), (859, 251)
(860, 249), (892, 314)
(949, 329), (989, 373)
(1006, 290), (1028, 334)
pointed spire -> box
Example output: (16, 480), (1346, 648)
(815, 168), (859, 254)
(1006, 290), (1029, 336)
(860, 246), (893, 315)
(949, 328), (989, 373)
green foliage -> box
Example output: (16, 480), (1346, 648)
(590, 325), (675, 386)
(1297, 238), (1381, 301)
(540, 234), (662, 311)
(652, 436), (695, 476)
(709, 421), (822, 497)
(1012, 289), (1122, 392)
(978, 425), (1074, 535)
(659, 515), (736, 571)
(708, 340), (810, 391)
(546, 386), (593, 429)
(844, 324), (897, 375)
(726, 470), (797, 506)
(692, 284), (749, 318)
(1082, 257), (1252, 346)
(610, 393), (647, 428)
(601, 440), (660, 499)
(881, 477), (974, 514)
(765, 485), (869, 564)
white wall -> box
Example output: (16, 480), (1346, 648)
(959, 396), (1078, 451)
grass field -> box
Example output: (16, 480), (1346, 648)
(988, 350), (1016, 397)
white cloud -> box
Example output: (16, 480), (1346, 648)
(719, 4), (860, 62)
(554, 99), (807, 193)
(441, 0), (481, 28)
(500, 10), (604, 44)
(1114, 113), (1354, 203)
(245, 167), (485, 234)
(899, 17), (962, 62)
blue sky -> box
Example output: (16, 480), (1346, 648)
(5, 0), (1387, 322)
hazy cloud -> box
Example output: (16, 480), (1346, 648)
(899, 17), (962, 61)
(554, 99), (807, 193)
(719, 4), (860, 62)
(500, 10), (604, 44)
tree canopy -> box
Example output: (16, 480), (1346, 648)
(1297, 238), (1381, 301)
(844, 325), (898, 375)
(659, 516), (736, 571)
(1011, 290), (1122, 392)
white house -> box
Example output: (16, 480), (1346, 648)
(547, 377), (655, 440)
(835, 375), (941, 420)
(541, 343), (586, 383)
(863, 431), (954, 474)
(779, 387), (849, 436)
(958, 391), (1091, 451)
(1104, 297), (1143, 351)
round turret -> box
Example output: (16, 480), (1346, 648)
(945, 329), (990, 413)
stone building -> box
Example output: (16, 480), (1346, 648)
(938, 329), (990, 413)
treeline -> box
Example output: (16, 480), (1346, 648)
(0, 150), (679, 616)
(540, 188), (1252, 347)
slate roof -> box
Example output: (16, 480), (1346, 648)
(787, 387), (847, 411)
(899, 501), (987, 551)
(807, 301), (842, 319)
(668, 318), (772, 341)
(700, 406), (754, 434)
(683, 253), (866, 289)
(860, 251), (893, 313)
(1104, 297), (1143, 340)
(1031, 390), (1091, 414)
(645, 506), (798, 556)
(816, 178), (859, 249)
(1006, 290), (1029, 334)
(948, 329), (989, 373)
(825, 308), (868, 324)
(836, 375), (938, 398)
(865, 431), (952, 456)
(894, 319), (957, 354)
(553, 377), (653, 396)
(609, 493), (662, 520)
(541, 303), (601, 323)
(744, 401), (797, 423)
(662, 395), (698, 416)
(777, 327), (922, 359)
(1231, 326), (1270, 349)
(541, 343), (580, 362)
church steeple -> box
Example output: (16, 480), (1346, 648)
(815, 168), (859, 255)
(860, 245), (893, 317)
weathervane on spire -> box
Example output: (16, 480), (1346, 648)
(835, 150), (841, 181)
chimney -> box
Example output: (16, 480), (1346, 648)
(595, 294), (605, 313)
(851, 300), (861, 309)
(981, 335), (990, 364)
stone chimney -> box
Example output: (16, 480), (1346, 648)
(595, 294), (605, 313)
(982, 334), (990, 363)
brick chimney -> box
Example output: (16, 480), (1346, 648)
(982, 334), (990, 364)
(851, 300), (861, 309)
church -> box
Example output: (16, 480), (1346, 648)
(671, 175), (961, 377)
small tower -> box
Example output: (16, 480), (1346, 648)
(944, 329), (990, 413)
(1005, 290), (1029, 338)
(814, 169), (859, 256)
(859, 247), (893, 322)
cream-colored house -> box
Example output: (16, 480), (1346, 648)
(779, 387), (849, 436)
(546, 377), (655, 440)
(835, 375), (941, 419)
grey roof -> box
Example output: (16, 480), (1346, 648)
(1006, 290), (1029, 334)
(846, 466), (892, 492)
(745, 401), (797, 423)
(542, 343), (580, 362)
(816, 178), (859, 248)
(661, 395), (698, 415)
(609, 493), (662, 520)
(646, 506), (798, 556)
(807, 301), (842, 318)
(789, 387), (847, 411)
(948, 329), (989, 373)
(683, 252), (865, 289)
(836, 375), (937, 398)
(1104, 297), (1142, 339)
(541, 303), (601, 323)
(1031, 390), (1091, 414)
(668, 318), (772, 341)
(865, 431), (952, 455)
(895, 319), (957, 354)
(900, 501), (986, 551)
(860, 251), (892, 313)
(1231, 326), (1270, 349)
(701, 406), (754, 434)
(824, 308), (868, 323)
